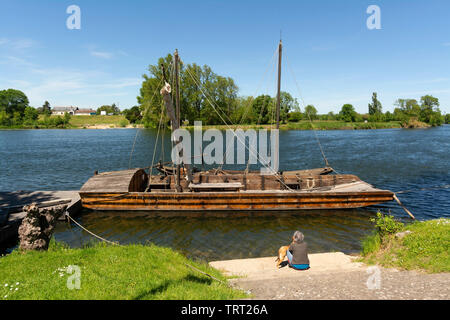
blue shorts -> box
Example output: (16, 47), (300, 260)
(286, 250), (310, 270)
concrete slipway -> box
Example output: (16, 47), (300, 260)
(210, 253), (450, 300)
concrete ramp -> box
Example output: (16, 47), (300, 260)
(210, 252), (365, 281)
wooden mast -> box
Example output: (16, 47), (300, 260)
(174, 50), (182, 190)
(160, 59), (192, 191)
(275, 40), (282, 129)
(174, 49), (181, 128)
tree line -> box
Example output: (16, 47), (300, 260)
(0, 89), (123, 128)
(1, 54), (448, 128)
(0, 89), (67, 128)
(133, 54), (447, 128)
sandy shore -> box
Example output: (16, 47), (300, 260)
(81, 124), (140, 129)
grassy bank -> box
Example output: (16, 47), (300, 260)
(284, 120), (403, 130)
(0, 242), (247, 300)
(361, 216), (450, 273)
(69, 118), (404, 130)
(68, 115), (131, 128)
(0, 115), (133, 129)
(183, 120), (404, 131)
(1, 118), (426, 130)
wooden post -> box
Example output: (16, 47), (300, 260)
(276, 40), (282, 129)
(393, 194), (416, 220)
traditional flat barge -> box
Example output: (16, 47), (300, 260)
(79, 42), (394, 213)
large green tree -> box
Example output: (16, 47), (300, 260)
(339, 104), (357, 122)
(368, 92), (382, 115)
(137, 54), (239, 127)
(38, 100), (52, 116)
(233, 96), (254, 124)
(251, 95), (273, 124)
(123, 106), (142, 124)
(97, 103), (120, 115)
(394, 98), (420, 117)
(279, 92), (299, 124)
(303, 105), (318, 120)
(0, 89), (29, 118)
(419, 95), (442, 125)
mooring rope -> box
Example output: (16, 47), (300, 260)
(183, 263), (228, 286)
(65, 213), (120, 246)
(395, 184), (450, 194)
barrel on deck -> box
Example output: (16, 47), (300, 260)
(80, 169), (148, 193)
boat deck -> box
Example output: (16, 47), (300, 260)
(78, 168), (394, 212)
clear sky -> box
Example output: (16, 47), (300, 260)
(1, 0), (449, 114)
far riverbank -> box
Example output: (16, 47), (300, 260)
(0, 115), (433, 130)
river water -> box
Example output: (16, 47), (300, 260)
(1, 126), (449, 260)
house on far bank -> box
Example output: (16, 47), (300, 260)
(52, 106), (77, 115)
(75, 108), (96, 116)
(51, 106), (96, 116)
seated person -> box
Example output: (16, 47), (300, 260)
(286, 231), (310, 270)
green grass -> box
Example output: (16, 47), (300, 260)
(285, 120), (402, 130)
(0, 242), (247, 300)
(67, 115), (130, 128)
(183, 121), (402, 131)
(0, 118), (407, 130)
(0, 117), (410, 130)
(361, 218), (450, 273)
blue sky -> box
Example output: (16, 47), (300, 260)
(0, 0), (449, 114)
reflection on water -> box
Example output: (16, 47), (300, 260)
(54, 208), (381, 261)
(1, 126), (449, 260)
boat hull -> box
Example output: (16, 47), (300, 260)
(79, 190), (394, 212)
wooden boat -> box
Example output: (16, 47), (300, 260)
(80, 168), (393, 211)
(79, 43), (394, 212)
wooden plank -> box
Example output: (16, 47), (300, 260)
(80, 189), (394, 211)
(4, 198), (73, 214)
(188, 183), (243, 190)
(81, 169), (147, 192)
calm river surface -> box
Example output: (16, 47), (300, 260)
(1, 126), (449, 260)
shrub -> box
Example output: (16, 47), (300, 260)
(370, 211), (404, 239)
(119, 119), (128, 127)
(53, 116), (65, 128)
(288, 111), (302, 122)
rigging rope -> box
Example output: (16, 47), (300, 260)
(128, 129), (140, 169)
(246, 64), (277, 173)
(145, 102), (165, 191)
(128, 77), (164, 169)
(221, 46), (279, 171)
(284, 51), (330, 168)
(184, 66), (295, 192)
